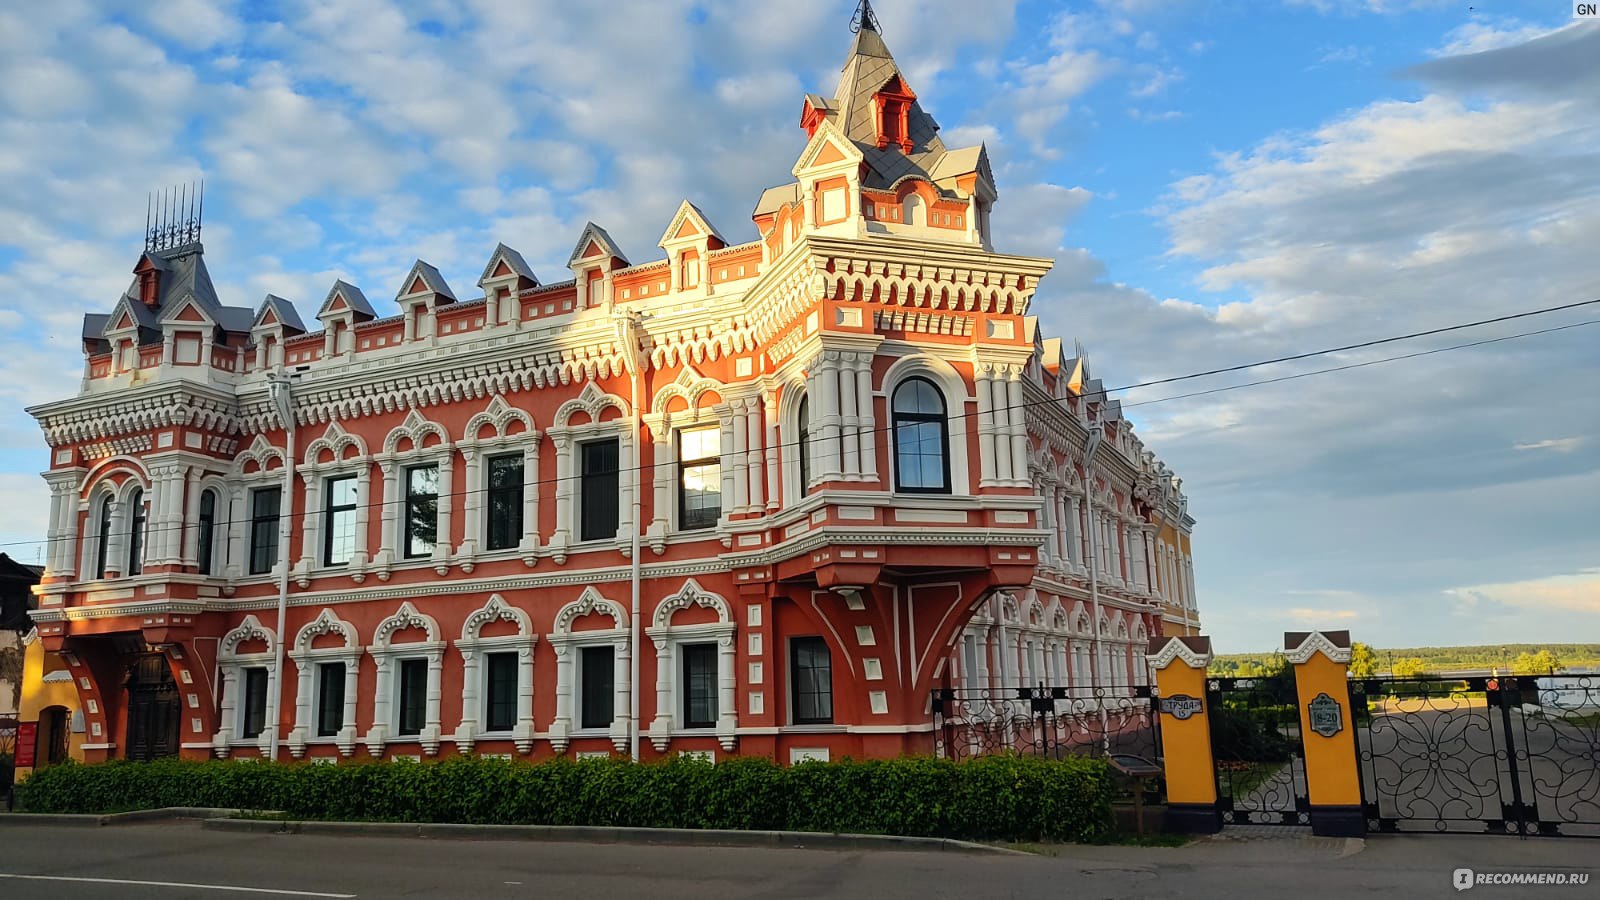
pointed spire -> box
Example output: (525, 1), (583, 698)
(851, 0), (880, 34)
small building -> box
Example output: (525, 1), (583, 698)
(24, 6), (1197, 766)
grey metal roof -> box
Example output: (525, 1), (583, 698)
(214, 305), (256, 333)
(82, 313), (110, 341)
(397, 260), (457, 302)
(567, 222), (628, 268)
(253, 294), (307, 333)
(752, 182), (801, 217)
(317, 280), (376, 320)
(478, 243), (538, 287)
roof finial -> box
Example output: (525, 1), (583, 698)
(142, 180), (205, 254)
(851, 0), (880, 34)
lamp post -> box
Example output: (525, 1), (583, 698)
(264, 368), (304, 761)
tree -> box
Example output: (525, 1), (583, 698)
(1512, 650), (1560, 675)
(1349, 643), (1378, 678)
(1391, 657), (1428, 677)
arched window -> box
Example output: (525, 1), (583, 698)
(902, 194), (925, 227)
(94, 496), (113, 579)
(126, 488), (145, 576)
(891, 377), (950, 494)
(197, 489), (218, 575)
(796, 394), (811, 493)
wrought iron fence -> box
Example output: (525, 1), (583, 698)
(930, 684), (1160, 763)
(1207, 675), (1309, 826)
(1351, 674), (1600, 838)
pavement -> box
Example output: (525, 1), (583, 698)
(0, 821), (1594, 899)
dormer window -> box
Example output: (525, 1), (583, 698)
(873, 76), (915, 154)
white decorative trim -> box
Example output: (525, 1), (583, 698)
(1145, 637), (1210, 671)
(547, 586), (631, 754)
(287, 609), (362, 758)
(1284, 631), (1352, 665)
(365, 601), (447, 757)
(454, 594), (537, 754)
(646, 579), (737, 753)
(213, 615), (279, 758)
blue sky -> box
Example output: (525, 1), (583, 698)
(0, 1), (1596, 653)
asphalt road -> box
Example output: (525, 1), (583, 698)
(0, 822), (1595, 899)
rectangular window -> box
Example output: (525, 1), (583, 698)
(316, 662), (345, 737)
(485, 454), (523, 551)
(404, 464), (439, 558)
(484, 652), (518, 733)
(580, 645), (615, 730)
(579, 439), (620, 542)
(397, 658), (427, 736)
(197, 490), (217, 575)
(323, 475), (357, 566)
(677, 426), (721, 531)
(241, 666), (269, 739)
(681, 642), (717, 728)
(790, 637), (833, 725)
(248, 487), (281, 575)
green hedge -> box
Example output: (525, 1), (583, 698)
(15, 754), (1115, 843)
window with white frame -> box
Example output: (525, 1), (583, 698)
(550, 383), (634, 558)
(453, 594), (536, 754)
(212, 615), (279, 756)
(890, 377), (950, 494)
(288, 609), (361, 759)
(677, 426), (721, 530)
(459, 395), (540, 561)
(789, 636), (833, 725)
(646, 580), (736, 752)
(547, 587), (630, 754)
(579, 439), (620, 541)
(404, 464), (439, 558)
(323, 475), (357, 566)
(94, 494), (113, 579)
(365, 602), (446, 757)
(376, 412), (450, 572)
(248, 487), (280, 575)
(126, 487), (146, 575)
(197, 488), (220, 575)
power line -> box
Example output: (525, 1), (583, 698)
(5, 302), (1595, 556)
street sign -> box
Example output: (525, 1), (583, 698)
(1159, 694), (1203, 720)
(1308, 692), (1343, 738)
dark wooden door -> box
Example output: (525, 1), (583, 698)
(125, 654), (179, 761)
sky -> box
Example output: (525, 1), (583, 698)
(0, 0), (1595, 653)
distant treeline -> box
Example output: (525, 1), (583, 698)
(1211, 643), (1600, 677)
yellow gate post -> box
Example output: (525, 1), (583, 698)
(1146, 635), (1220, 834)
(1284, 630), (1365, 837)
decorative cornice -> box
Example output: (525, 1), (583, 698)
(1284, 630), (1352, 665)
(1145, 635), (1211, 670)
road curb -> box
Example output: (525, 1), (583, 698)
(201, 817), (1026, 855)
(0, 807), (277, 827)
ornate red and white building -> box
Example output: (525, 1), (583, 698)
(27, 12), (1198, 766)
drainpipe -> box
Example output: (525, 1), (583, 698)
(1083, 416), (1110, 750)
(614, 311), (646, 762)
(265, 368), (303, 761)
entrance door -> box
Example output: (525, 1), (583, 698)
(1208, 673), (1311, 826)
(125, 654), (180, 761)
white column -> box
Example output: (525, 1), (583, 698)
(299, 472), (321, 569)
(551, 644), (574, 750)
(729, 404), (749, 514)
(975, 369), (996, 484)
(181, 469), (202, 567)
(522, 443), (540, 550)
(226, 486), (248, 578)
(718, 415), (735, 522)
(813, 361), (841, 480)
(460, 450), (482, 556)
(616, 428), (635, 542)
(652, 638), (673, 737)
(762, 394), (781, 511)
(611, 637), (631, 748)
(838, 364), (860, 477)
(377, 464), (399, 564)
(433, 453), (454, 563)
(855, 356), (878, 481)
(552, 436), (573, 547)
(1006, 373), (1028, 485)
(1037, 479), (1055, 567)
(745, 401), (764, 510)
(353, 467), (372, 566)
(651, 428), (672, 536)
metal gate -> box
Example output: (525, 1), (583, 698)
(1208, 674), (1310, 826)
(931, 684), (1160, 761)
(1351, 674), (1600, 837)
